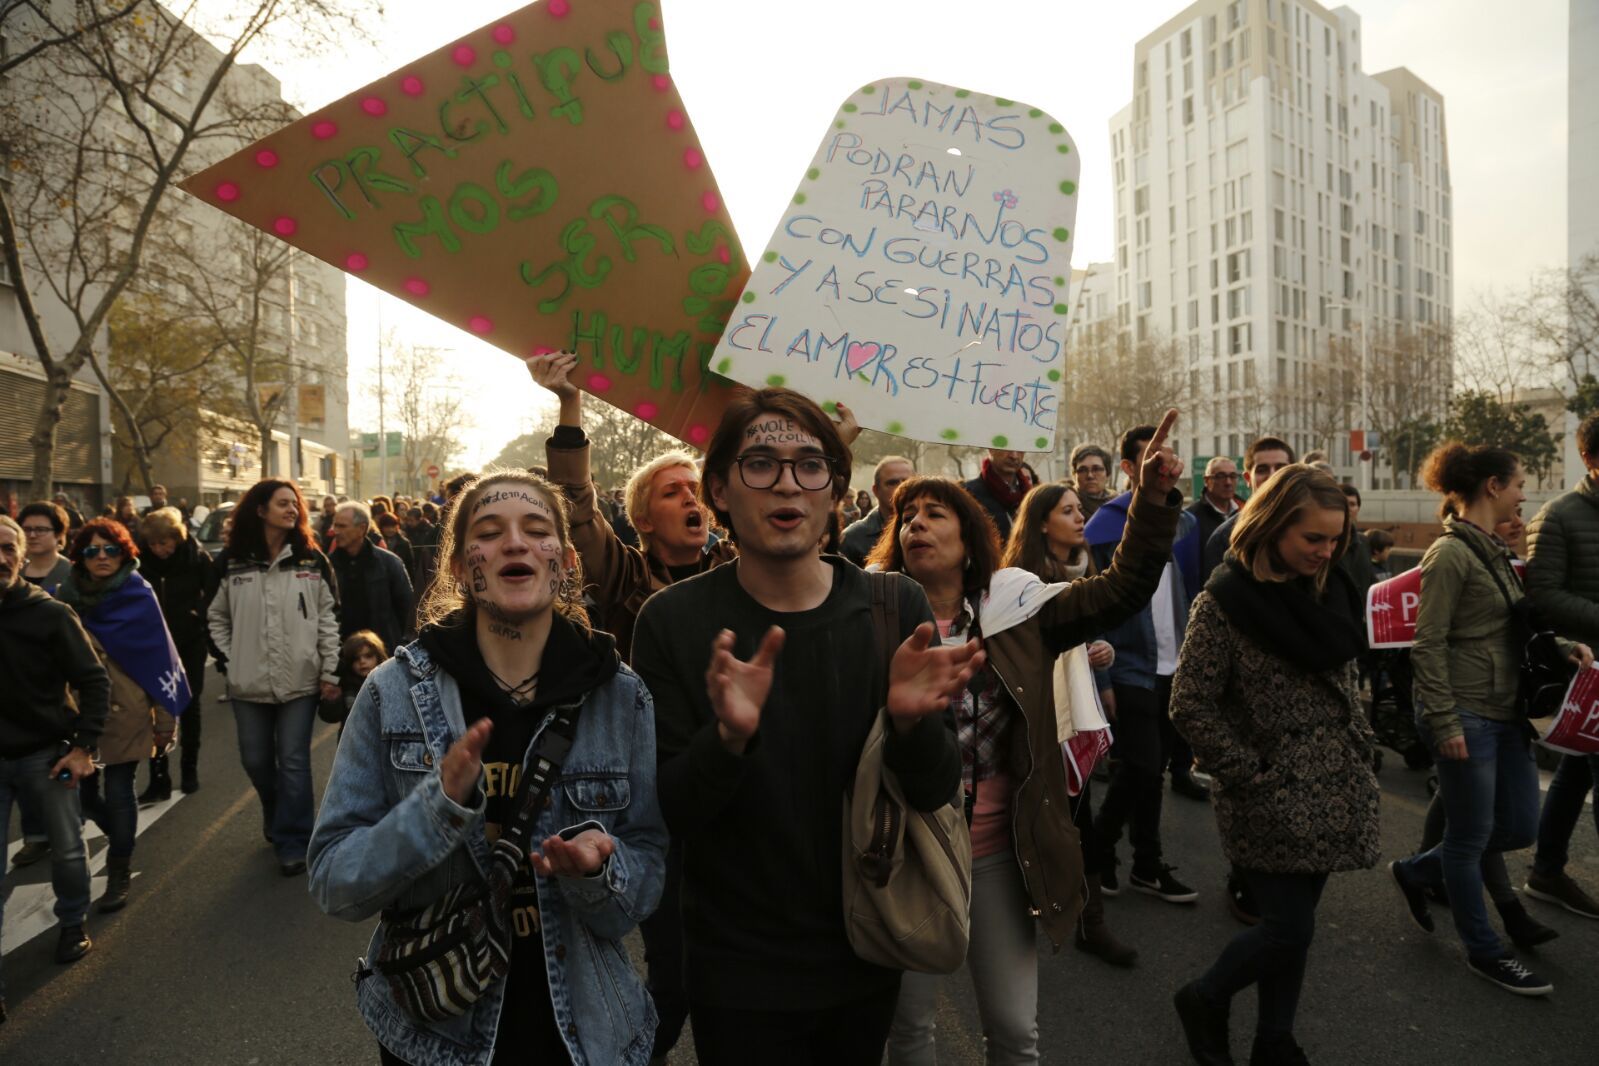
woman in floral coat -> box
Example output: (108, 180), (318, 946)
(1169, 465), (1379, 1066)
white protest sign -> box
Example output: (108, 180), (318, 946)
(711, 78), (1079, 450)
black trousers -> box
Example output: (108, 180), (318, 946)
(690, 984), (900, 1066)
(1196, 870), (1329, 1039)
(177, 644), (206, 773)
(1093, 677), (1172, 876)
(639, 841), (690, 1058)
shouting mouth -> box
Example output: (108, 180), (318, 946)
(498, 562), (537, 583)
(684, 511), (704, 532)
(767, 507), (805, 532)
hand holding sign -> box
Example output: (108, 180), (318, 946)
(1139, 409), (1185, 502)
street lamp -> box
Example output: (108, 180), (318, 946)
(1328, 298), (1370, 492)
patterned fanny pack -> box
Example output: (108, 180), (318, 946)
(356, 702), (582, 1022)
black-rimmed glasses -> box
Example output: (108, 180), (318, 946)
(733, 454), (836, 491)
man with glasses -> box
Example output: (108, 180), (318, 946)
(0, 515), (109, 1017)
(1070, 444), (1116, 520)
(1201, 436), (1296, 578)
(1188, 457), (1241, 556)
(18, 502), (71, 597)
(632, 387), (979, 1065)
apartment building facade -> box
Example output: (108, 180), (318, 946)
(1107, 0), (1452, 485)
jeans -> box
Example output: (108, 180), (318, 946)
(1, 747), (92, 996)
(1398, 711), (1540, 959)
(1197, 870), (1329, 1039)
(640, 840), (689, 1059)
(888, 851), (1039, 1065)
(1094, 677), (1172, 875)
(80, 761), (138, 860)
(1419, 790), (1514, 904)
(691, 985), (900, 1066)
(233, 695), (317, 862)
(1533, 753), (1599, 878)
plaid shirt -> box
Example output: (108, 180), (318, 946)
(941, 612), (1014, 797)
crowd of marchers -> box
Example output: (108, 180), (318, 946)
(3, 354), (1598, 1066)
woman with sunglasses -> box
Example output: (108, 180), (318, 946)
(878, 413), (1185, 1064)
(59, 518), (185, 912)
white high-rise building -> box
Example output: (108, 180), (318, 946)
(1108, 0), (1451, 482)
(1565, 0), (1599, 482)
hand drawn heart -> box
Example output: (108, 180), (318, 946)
(845, 341), (881, 374)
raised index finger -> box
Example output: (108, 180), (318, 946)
(1144, 408), (1180, 457)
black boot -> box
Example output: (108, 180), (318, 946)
(98, 857), (131, 914)
(1174, 981), (1234, 1065)
(55, 923), (92, 963)
(1497, 897), (1559, 949)
(137, 755), (172, 805)
(180, 760), (200, 794)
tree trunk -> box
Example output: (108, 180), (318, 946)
(259, 425), (274, 478)
(28, 360), (82, 500)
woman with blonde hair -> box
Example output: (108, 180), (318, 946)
(309, 469), (666, 1066)
(1170, 465), (1379, 1066)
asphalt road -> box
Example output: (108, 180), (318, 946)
(2, 670), (1595, 1065)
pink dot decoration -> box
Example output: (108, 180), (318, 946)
(468, 315), (494, 335)
(717, 245), (731, 265)
(634, 402), (659, 421)
(649, 17), (661, 30)
(452, 44), (477, 67)
(688, 424), (709, 445)
(272, 216), (298, 236)
(651, 74), (671, 92)
(400, 75), (425, 96)
(360, 96), (388, 117)
(254, 149), (279, 168)
(311, 120), (338, 140)
(404, 277), (431, 297)
(666, 110), (685, 131)
(700, 191), (720, 213)
(548, 0), (571, 16)
(492, 24), (516, 44)
(215, 181), (241, 203)
(345, 253), (369, 272)
(587, 374), (613, 393)
(683, 147), (703, 169)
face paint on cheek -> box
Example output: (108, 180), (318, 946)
(548, 558), (560, 598)
(472, 566), (487, 593)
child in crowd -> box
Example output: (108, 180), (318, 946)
(320, 631), (388, 725)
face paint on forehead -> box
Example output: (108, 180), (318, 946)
(744, 415), (821, 449)
(471, 487), (554, 517)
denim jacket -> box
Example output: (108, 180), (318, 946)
(307, 641), (667, 1066)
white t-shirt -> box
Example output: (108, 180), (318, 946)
(1152, 562), (1179, 676)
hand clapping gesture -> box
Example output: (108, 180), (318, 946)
(886, 623), (986, 730)
(1139, 408), (1185, 502)
(706, 627), (786, 754)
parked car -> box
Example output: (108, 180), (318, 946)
(196, 502), (235, 555)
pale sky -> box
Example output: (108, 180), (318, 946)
(244, 0), (1570, 466)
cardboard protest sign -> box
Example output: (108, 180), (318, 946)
(1366, 569), (1422, 649)
(180, 0), (744, 448)
(1366, 557), (1526, 649)
(1536, 667), (1599, 756)
(711, 78), (1079, 450)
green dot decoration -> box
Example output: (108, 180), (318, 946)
(1048, 122), (1064, 133)
(1035, 437), (1050, 449)
(493, 51), (512, 68)
(741, 292), (756, 303)
(794, 193), (807, 205)
(954, 89), (970, 98)
(1059, 180), (1077, 195)
(887, 421), (905, 435)
(1056, 144), (1070, 154)
(842, 102), (858, 113)
(994, 97), (1013, 106)
(836, 121), (846, 129)
(717, 358), (733, 374)
(822, 401), (837, 414)
(1053, 303), (1069, 315)
(1028, 108), (1042, 118)
(1053, 275), (1066, 286)
(1052, 227), (1071, 241)
(806, 168), (820, 180)
(862, 85), (876, 94)
(766, 374), (786, 386)
(907, 80), (923, 90)
(1047, 369), (1062, 382)
(763, 251), (778, 263)
(992, 435), (1009, 448)
(941, 428), (959, 440)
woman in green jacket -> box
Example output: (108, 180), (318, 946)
(1389, 443), (1592, 997)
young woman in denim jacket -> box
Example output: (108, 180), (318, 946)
(308, 470), (667, 1066)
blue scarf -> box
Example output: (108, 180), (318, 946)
(65, 567), (192, 717)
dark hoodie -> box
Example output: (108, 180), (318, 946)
(418, 608), (618, 1066)
(0, 580), (111, 757)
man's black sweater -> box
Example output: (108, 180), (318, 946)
(632, 559), (959, 1011)
(0, 580), (110, 757)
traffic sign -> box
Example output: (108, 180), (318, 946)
(426, 463), (441, 479)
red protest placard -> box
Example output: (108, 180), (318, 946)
(179, 0), (745, 449)
(1366, 569), (1422, 649)
(1538, 667), (1599, 756)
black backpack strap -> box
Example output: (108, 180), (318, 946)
(498, 700), (584, 855)
(867, 572), (901, 710)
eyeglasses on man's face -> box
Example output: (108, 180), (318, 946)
(1207, 472), (1240, 481)
(22, 525), (56, 537)
(80, 544), (124, 559)
(1074, 464), (1106, 476)
(733, 454), (836, 491)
